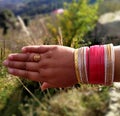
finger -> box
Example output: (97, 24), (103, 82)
(8, 53), (28, 61)
(41, 82), (55, 91)
(8, 68), (44, 82)
(8, 53), (42, 62)
(22, 45), (57, 53)
(3, 60), (39, 72)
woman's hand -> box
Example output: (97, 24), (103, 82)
(3, 45), (77, 90)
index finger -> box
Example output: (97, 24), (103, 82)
(22, 45), (57, 53)
(7, 53), (41, 62)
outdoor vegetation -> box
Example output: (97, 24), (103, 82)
(0, 0), (120, 116)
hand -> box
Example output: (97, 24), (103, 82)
(3, 45), (77, 90)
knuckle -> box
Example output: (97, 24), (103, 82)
(39, 54), (43, 60)
(45, 51), (53, 58)
(52, 46), (58, 50)
(52, 46), (59, 53)
(38, 46), (42, 52)
(39, 69), (47, 78)
(26, 53), (31, 61)
(47, 69), (53, 76)
(38, 60), (49, 69)
(24, 63), (28, 70)
(8, 61), (13, 67)
(25, 71), (29, 78)
(44, 46), (58, 58)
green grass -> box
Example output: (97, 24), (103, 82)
(0, 63), (111, 116)
(0, 65), (110, 116)
(18, 85), (110, 116)
(0, 74), (19, 110)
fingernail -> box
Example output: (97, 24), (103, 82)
(8, 68), (14, 74)
(3, 60), (8, 66)
(8, 54), (13, 60)
(22, 47), (26, 52)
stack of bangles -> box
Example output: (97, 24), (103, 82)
(74, 44), (115, 85)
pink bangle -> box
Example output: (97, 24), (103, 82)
(89, 45), (105, 84)
(99, 45), (105, 84)
(89, 45), (98, 84)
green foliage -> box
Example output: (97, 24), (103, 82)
(62, 0), (99, 47)
(0, 63), (7, 78)
(0, 75), (19, 111)
(17, 86), (110, 116)
(48, 0), (99, 47)
(81, 86), (110, 113)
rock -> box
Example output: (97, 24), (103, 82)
(99, 11), (120, 36)
(105, 83), (120, 116)
(114, 82), (120, 89)
(92, 11), (120, 44)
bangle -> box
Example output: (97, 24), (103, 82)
(84, 47), (89, 84)
(89, 45), (98, 84)
(75, 44), (115, 85)
(78, 47), (89, 84)
(89, 45), (105, 84)
(74, 49), (81, 83)
(104, 44), (115, 85)
(78, 47), (84, 83)
(100, 45), (105, 84)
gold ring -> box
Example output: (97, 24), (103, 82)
(33, 54), (41, 62)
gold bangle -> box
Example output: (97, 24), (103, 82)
(74, 49), (81, 83)
(79, 48), (85, 83)
(105, 44), (114, 85)
(82, 47), (87, 83)
(78, 47), (89, 84)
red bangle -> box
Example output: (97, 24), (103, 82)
(89, 45), (98, 84)
(99, 45), (105, 84)
(89, 45), (105, 84)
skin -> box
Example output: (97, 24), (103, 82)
(3, 45), (120, 90)
(3, 45), (77, 91)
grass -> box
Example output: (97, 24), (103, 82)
(0, 66), (110, 116)
(17, 85), (110, 116)
(0, 63), (22, 115)
(0, 55), (111, 115)
(0, 73), (20, 110)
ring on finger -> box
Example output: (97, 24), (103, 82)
(33, 54), (41, 62)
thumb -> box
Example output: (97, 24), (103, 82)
(41, 82), (55, 91)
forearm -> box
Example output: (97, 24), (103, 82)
(114, 46), (120, 82)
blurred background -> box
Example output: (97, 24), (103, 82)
(0, 0), (120, 116)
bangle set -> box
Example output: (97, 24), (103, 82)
(74, 44), (115, 85)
